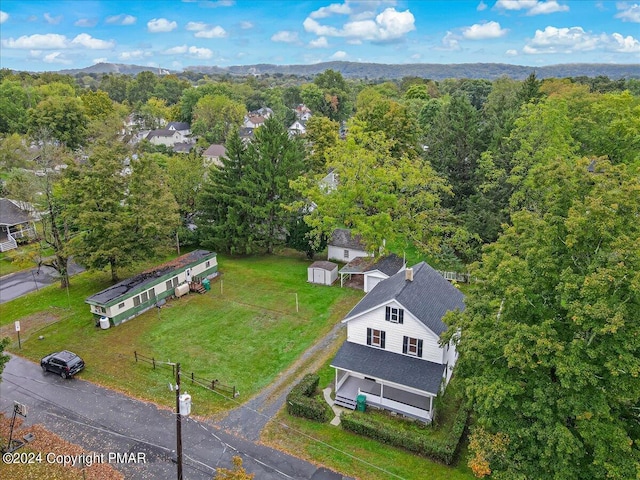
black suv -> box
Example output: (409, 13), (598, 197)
(40, 350), (85, 379)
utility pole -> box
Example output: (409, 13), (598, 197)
(175, 362), (183, 480)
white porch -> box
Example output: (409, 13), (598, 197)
(334, 371), (434, 422)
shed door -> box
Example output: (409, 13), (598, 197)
(313, 269), (325, 284)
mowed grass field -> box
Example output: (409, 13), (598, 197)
(0, 253), (364, 416)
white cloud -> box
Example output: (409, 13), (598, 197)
(494, 0), (568, 15)
(506, 48), (518, 55)
(195, 26), (227, 38)
(43, 52), (72, 65)
(119, 50), (149, 60)
(304, 7), (415, 42)
(523, 26), (600, 53)
(615, 2), (640, 22)
(462, 21), (508, 39)
(75, 18), (98, 27)
(440, 31), (461, 50)
(44, 13), (63, 25)
(162, 45), (188, 55)
(309, 36), (329, 48)
(310, 2), (352, 19)
(0, 11), (8, 23)
(411, 53), (421, 59)
(609, 32), (640, 52)
(2, 33), (68, 49)
(527, 1), (569, 15)
(200, 0), (235, 7)
(240, 21), (254, 29)
(477, 1), (488, 11)
(330, 50), (348, 59)
(71, 33), (115, 49)
(93, 57), (108, 64)
(186, 21), (207, 31)
(271, 30), (299, 43)
(188, 46), (213, 59)
(29, 50), (42, 58)
(105, 14), (136, 25)
(147, 18), (177, 33)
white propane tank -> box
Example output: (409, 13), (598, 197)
(179, 392), (191, 416)
(99, 317), (110, 329)
(175, 283), (189, 297)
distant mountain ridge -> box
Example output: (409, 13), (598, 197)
(55, 61), (640, 80)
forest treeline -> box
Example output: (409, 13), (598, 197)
(0, 67), (638, 479)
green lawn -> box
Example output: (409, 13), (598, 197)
(0, 253), (363, 416)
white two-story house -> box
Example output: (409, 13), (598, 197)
(331, 261), (464, 422)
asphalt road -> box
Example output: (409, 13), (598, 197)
(0, 260), (85, 304)
(0, 355), (349, 479)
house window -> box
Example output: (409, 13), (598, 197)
(385, 306), (404, 324)
(403, 336), (423, 357)
(118, 302), (125, 309)
(343, 249), (349, 259)
(133, 296), (140, 307)
(149, 288), (155, 299)
(367, 328), (386, 349)
(165, 280), (172, 290)
(141, 291), (148, 303)
(206, 261), (210, 268)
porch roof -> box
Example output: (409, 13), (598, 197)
(331, 341), (444, 395)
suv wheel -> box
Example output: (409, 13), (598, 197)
(41, 365), (47, 373)
(60, 371), (68, 379)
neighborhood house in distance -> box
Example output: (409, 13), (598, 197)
(85, 250), (218, 327)
(331, 262), (464, 422)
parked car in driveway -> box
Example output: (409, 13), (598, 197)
(40, 350), (85, 379)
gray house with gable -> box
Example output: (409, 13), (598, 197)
(331, 261), (464, 422)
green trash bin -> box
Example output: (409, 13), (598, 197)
(202, 278), (211, 291)
(356, 394), (366, 412)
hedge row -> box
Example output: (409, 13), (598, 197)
(286, 373), (333, 423)
(341, 404), (469, 464)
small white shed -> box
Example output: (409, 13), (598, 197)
(308, 261), (338, 286)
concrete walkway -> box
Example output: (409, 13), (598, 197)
(323, 387), (348, 426)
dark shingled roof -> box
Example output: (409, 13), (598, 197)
(331, 341), (444, 394)
(86, 250), (215, 306)
(345, 262), (465, 336)
(167, 122), (190, 131)
(329, 228), (367, 250)
(0, 198), (32, 226)
(367, 253), (405, 277)
(146, 129), (179, 139)
(309, 261), (338, 271)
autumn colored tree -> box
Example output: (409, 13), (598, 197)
(214, 456), (254, 480)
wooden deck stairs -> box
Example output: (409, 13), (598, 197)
(334, 394), (357, 410)
(189, 281), (206, 294)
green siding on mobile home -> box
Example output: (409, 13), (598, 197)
(86, 250), (218, 326)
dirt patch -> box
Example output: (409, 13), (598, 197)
(0, 413), (123, 480)
(0, 312), (60, 342)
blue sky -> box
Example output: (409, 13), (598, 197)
(0, 1), (638, 71)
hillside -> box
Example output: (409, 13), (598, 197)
(52, 61), (640, 80)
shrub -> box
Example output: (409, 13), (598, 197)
(286, 373), (332, 423)
(341, 405), (469, 464)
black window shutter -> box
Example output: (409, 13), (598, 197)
(418, 339), (423, 358)
(380, 331), (386, 349)
(402, 336), (408, 354)
(385, 306), (390, 321)
(367, 328), (372, 346)
(399, 309), (404, 324)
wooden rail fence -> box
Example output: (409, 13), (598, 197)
(134, 351), (238, 397)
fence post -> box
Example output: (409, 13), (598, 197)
(233, 386), (236, 398)
(211, 379), (215, 390)
(152, 358), (156, 369)
(191, 372), (194, 384)
(172, 364), (175, 377)
(134, 351), (137, 363)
